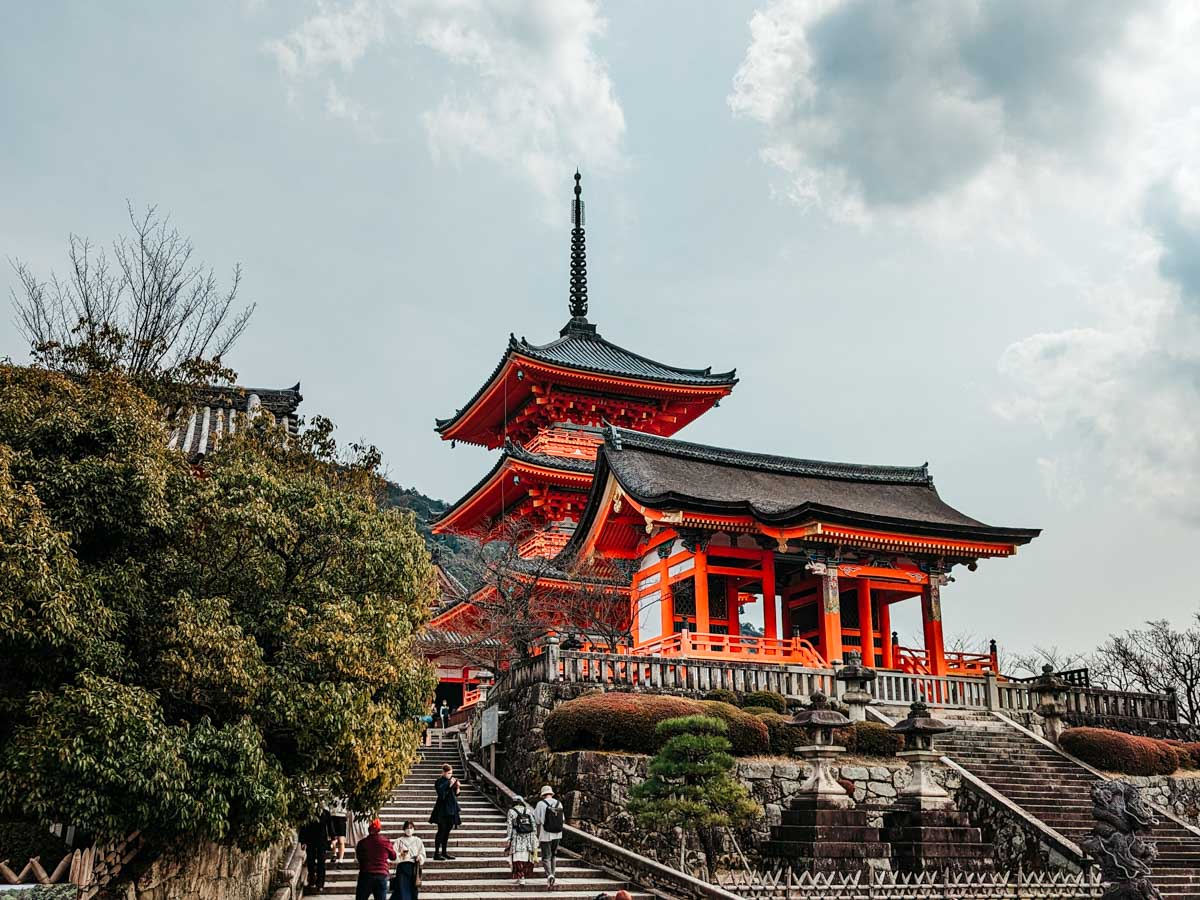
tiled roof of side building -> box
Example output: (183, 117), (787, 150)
(167, 382), (302, 460)
(557, 426), (1041, 562)
(434, 320), (737, 432)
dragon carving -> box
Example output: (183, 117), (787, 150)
(1080, 780), (1161, 900)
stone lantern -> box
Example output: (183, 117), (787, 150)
(791, 691), (853, 808)
(834, 650), (876, 722)
(1032, 663), (1067, 743)
(892, 697), (955, 809)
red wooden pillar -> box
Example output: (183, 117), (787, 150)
(879, 599), (894, 669)
(659, 559), (673, 638)
(695, 549), (710, 635)
(815, 564), (843, 665)
(761, 549), (778, 647)
(857, 578), (875, 667)
(922, 579), (948, 676)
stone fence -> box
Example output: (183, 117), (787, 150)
(493, 644), (1176, 725)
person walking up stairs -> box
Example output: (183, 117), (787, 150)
(318, 742), (653, 900)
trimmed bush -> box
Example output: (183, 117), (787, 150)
(703, 689), (738, 705)
(543, 693), (769, 756)
(759, 712), (805, 756)
(741, 706), (776, 717)
(1060, 727), (1181, 776)
(544, 692), (699, 754)
(700, 701), (771, 757)
(1179, 743), (1200, 769)
(741, 690), (787, 713)
(832, 721), (904, 758)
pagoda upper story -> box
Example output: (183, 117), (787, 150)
(434, 173), (737, 452)
(433, 173), (737, 555)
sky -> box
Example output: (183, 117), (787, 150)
(3, 1), (1199, 657)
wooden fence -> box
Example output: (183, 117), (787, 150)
(0, 832), (142, 899)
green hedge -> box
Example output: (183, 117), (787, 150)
(699, 701), (771, 756)
(543, 693), (769, 756)
(759, 713), (805, 756)
(832, 721), (904, 757)
(740, 690), (787, 713)
(1060, 727), (1181, 776)
(703, 689), (738, 705)
(741, 706), (776, 717)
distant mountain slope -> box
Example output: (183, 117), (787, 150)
(382, 482), (466, 564)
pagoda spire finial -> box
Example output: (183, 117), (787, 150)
(568, 169), (588, 321)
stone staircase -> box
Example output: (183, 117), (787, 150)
(933, 710), (1200, 900)
(320, 742), (651, 900)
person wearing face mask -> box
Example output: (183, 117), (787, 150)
(391, 821), (426, 900)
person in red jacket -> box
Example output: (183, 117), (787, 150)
(355, 819), (396, 900)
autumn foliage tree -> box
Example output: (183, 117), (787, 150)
(0, 363), (436, 850)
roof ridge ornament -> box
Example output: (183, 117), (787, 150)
(562, 170), (596, 337)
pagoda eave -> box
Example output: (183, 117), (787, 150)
(435, 352), (735, 448)
(432, 451), (595, 536)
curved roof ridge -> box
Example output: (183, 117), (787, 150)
(605, 426), (932, 485)
(512, 326), (738, 384)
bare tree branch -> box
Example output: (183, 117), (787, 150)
(10, 202), (254, 386)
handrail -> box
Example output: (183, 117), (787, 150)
(865, 707), (1087, 866)
(466, 759), (744, 900)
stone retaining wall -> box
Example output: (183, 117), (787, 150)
(110, 841), (300, 900)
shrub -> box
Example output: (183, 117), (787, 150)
(1179, 743), (1200, 769)
(741, 706), (776, 717)
(700, 701), (771, 756)
(832, 721), (904, 758)
(741, 690), (787, 713)
(544, 693), (698, 754)
(759, 712), (805, 756)
(1060, 727), (1181, 776)
(703, 689), (738, 705)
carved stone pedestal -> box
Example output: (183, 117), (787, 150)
(882, 801), (993, 873)
(766, 796), (891, 874)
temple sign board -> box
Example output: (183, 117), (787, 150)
(481, 705), (499, 748)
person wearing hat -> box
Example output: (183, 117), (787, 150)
(534, 785), (564, 889)
(355, 818), (396, 900)
(504, 794), (538, 885)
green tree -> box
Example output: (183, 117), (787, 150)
(0, 363), (436, 851)
(628, 715), (759, 878)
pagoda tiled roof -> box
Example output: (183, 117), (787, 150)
(167, 383), (302, 460)
(434, 319), (737, 433)
(558, 427), (1040, 560)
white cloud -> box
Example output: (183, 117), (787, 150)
(728, 0), (1166, 222)
(265, 0), (625, 205)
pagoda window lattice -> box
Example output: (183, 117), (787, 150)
(707, 575), (728, 620)
(671, 577), (696, 632)
(840, 590), (861, 629)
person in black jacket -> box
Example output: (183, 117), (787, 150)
(299, 808), (334, 892)
(428, 764), (461, 860)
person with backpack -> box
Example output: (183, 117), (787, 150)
(534, 785), (564, 889)
(504, 795), (538, 885)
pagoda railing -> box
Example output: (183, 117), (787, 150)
(633, 630), (827, 668)
(895, 644), (997, 676)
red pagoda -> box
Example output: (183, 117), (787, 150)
(431, 172), (737, 559)
(424, 172), (1039, 711)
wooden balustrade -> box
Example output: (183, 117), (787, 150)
(633, 630), (826, 667)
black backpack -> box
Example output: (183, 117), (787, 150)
(541, 799), (564, 833)
(512, 808), (535, 835)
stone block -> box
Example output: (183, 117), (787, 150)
(841, 765), (870, 781)
(870, 766), (893, 781)
(773, 763), (801, 780)
(868, 781), (897, 798)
